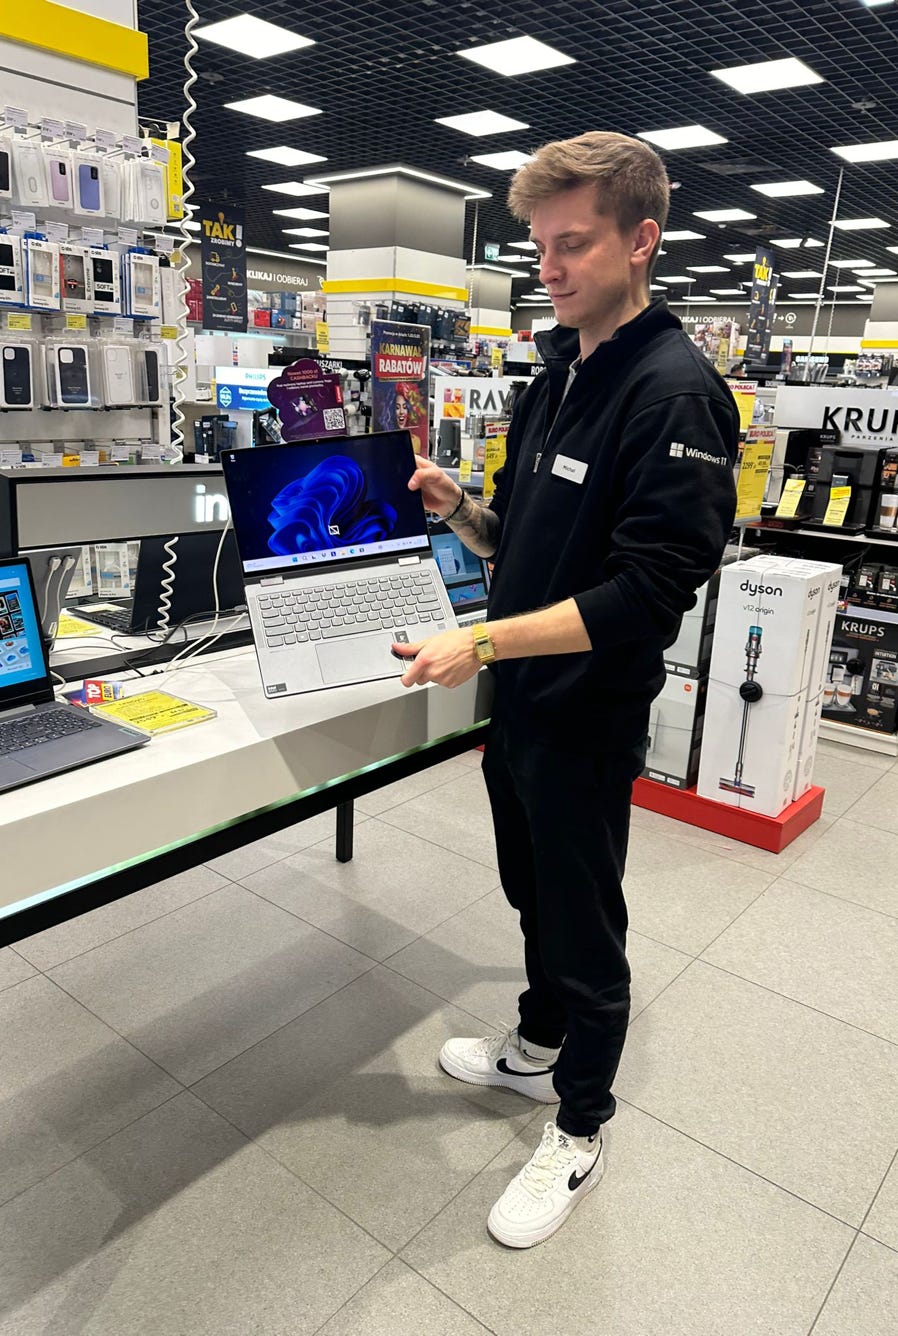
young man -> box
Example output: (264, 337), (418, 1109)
(392, 131), (739, 1248)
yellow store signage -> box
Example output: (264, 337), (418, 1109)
(0, 2), (149, 80)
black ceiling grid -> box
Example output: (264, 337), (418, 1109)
(138, 0), (898, 306)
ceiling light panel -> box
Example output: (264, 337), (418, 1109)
(834, 217), (890, 230)
(724, 252), (757, 261)
(261, 182), (329, 197)
(751, 180), (823, 197)
(290, 242), (329, 251)
(832, 139), (898, 163)
(663, 230), (706, 241)
(225, 95), (322, 122)
(783, 271), (822, 279)
(282, 227), (329, 237)
(196, 15), (315, 59)
(710, 56), (824, 95)
(710, 288), (746, 294)
(831, 258), (873, 267)
(273, 206), (329, 219)
(687, 265), (729, 272)
(470, 150), (534, 170)
(638, 125), (727, 150)
(656, 275), (695, 282)
(828, 285), (864, 292)
(435, 110), (529, 136)
(458, 35), (575, 77)
(694, 208), (757, 221)
(861, 268), (897, 276)
(509, 240), (537, 250)
(246, 147), (326, 166)
(788, 291), (822, 298)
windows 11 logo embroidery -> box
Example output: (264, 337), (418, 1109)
(267, 456), (398, 556)
(669, 441), (727, 466)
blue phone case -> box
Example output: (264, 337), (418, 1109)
(78, 163), (101, 212)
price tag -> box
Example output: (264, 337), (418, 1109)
(4, 107), (28, 130)
(40, 117), (65, 141)
(79, 449), (100, 467)
(152, 233), (175, 254)
(140, 445), (162, 462)
(80, 227), (104, 247)
(121, 135), (143, 156)
(118, 227), (138, 246)
(459, 458), (473, 484)
(44, 221), (69, 242)
(65, 121), (87, 143)
(160, 325), (179, 340)
(113, 317), (134, 335)
(823, 486), (852, 528)
(775, 478), (807, 519)
(11, 209), (36, 232)
(111, 444), (134, 462)
(39, 451), (63, 468)
(6, 313), (32, 331)
(94, 128), (117, 150)
(735, 432), (775, 522)
(61, 454), (81, 467)
(0, 448), (23, 467)
(151, 143), (170, 165)
(66, 313), (87, 330)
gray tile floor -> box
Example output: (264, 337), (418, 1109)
(2, 740), (897, 1334)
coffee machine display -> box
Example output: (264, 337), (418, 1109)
(823, 642), (865, 715)
(806, 445), (884, 532)
(821, 614), (898, 734)
(870, 447), (898, 537)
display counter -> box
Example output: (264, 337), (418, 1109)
(1, 649), (492, 945)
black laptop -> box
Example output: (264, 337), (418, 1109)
(0, 557), (149, 795)
(77, 530), (245, 634)
(427, 518), (491, 627)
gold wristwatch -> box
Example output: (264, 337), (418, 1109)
(471, 623), (497, 664)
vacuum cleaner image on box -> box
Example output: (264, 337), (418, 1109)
(718, 625), (763, 798)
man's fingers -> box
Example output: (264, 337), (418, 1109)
(391, 640), (424, 657)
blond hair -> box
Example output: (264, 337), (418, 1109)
(508, 131), (670, 275)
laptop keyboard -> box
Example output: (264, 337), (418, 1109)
(79, 605), (244, 634)
(258, 571), (443, 648)
(0, 709), (102, 756)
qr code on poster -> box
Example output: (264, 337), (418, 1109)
(323, 408), (345, 431)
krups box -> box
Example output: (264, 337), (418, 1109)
(822, 611), (898, 734)
(644, 674), (707, 789)
(697, 558), (839, 816)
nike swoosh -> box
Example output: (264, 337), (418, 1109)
(496, 1057), (554, 1078)
(568, 1155), (600, 1192)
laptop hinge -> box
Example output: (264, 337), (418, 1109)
(260, 576), (284, 586)
(397, 555), (421, 565)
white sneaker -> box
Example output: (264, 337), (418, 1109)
(438, 1025), (560, 1103)
(487, 1121), (604, 1249)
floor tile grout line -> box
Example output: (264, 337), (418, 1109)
(616, 1095), (866, 1231)
(858, 1228), (898, 1257)
(306, 1255), (397, 1336)
(626, 954), (697, 1027)
(805, 1231), (860, 1336)
(0, 1088), (186, 1216)
(391, 1266), (501, 1335)
(681, 867), (786, 959)
(377, 880), (504, 968)
(15, 880), (233, 975)
(856, 1144), (898, 1237)
(372, 810), (499, 872)
(354, 761), (478, 818)
(690, 955), (898, 1050)
(630, 806), (833, 873)
(777, 871), (898, 924)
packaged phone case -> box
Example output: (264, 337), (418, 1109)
(0, 232), (24, 306)
(99, 341), (136, 405)
(12, 140), (48, 208)
(60, 242), (94, 314)
(122, 250), (160, 318)
(73, 154), (105, 216)
(0, 340), (35, 408)
(46, 149), (74, 208)
(23, 237), (61, 310)
(46, 340), (96, 407)
(0, 136), (12, 201)
(89, 246), (122, 315)
(101, 156), (122, 219)
(136, 341), (167, 405)
(137, 160), (166, 226)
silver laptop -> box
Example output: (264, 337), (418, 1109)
(428, 518), (491, 628)
(221, 431), (457, 695)
(0, 557), (150, 795)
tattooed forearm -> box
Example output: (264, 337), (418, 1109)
(444, 489), (501, 558)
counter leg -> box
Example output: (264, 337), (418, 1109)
(336, 800), (354, 863)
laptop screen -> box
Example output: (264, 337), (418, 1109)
(0, 560), (50, 702)
(429, 525), (490, 611)
(221, 432), (430, 575)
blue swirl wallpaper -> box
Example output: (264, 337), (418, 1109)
(267, 456), (398, 555)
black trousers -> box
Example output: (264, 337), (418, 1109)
(482, 718), (646, 1137)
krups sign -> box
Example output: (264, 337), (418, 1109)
(775, 386), (898, 445)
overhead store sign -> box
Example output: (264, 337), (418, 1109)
(745, 246), (779, 362)
(434, 377), (527, 422)
(775, 385), (898, 444)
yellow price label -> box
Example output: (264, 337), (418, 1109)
(458, 458), (473, 484)
(315, 320), (329, 353)
(735, 436), (774, 522)
(823, 485), (852, 528)
(161, 325), (179, 340)
(6, 313), (32, 331)
(65, 314), (87, 330)
(483, 432), (507, 500)
(92, 690), (216, 735)
(775, 478), (806, 519)
(61, 454), (81, 467)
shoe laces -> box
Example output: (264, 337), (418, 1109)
(518, 1122), (579, 1199)
(473, 1022), (518, 1060)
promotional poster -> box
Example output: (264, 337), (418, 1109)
(745, 246), (778, 362)
(199, 204), (247, 333)
(267, 359), (347, 440)
(371, 320), (430, 455)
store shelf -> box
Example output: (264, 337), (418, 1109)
(749, 522), (898, 548)
(818, 720), (898, 757)
(632, 780), (825, 853)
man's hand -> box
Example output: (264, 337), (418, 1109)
(407, 453), (462, 518)
(392, 628), (480, 689)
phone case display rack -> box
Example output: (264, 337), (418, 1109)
(0, 110), (182, 464)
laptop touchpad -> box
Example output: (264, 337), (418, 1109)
(316, 635), (400, 686)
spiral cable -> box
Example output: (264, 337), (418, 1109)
(156, 535), (180, 634)
(170, 0), (200, 464)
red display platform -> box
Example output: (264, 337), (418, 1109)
(632, 779), (825, 854)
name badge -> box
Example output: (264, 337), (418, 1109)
(551, 454), (588, 485)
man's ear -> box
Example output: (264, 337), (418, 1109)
(632, 218), (661, 276)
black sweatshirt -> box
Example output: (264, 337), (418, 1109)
(487, 298), (739, 748)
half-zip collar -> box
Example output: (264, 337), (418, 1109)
(534, 298), (682, 377)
